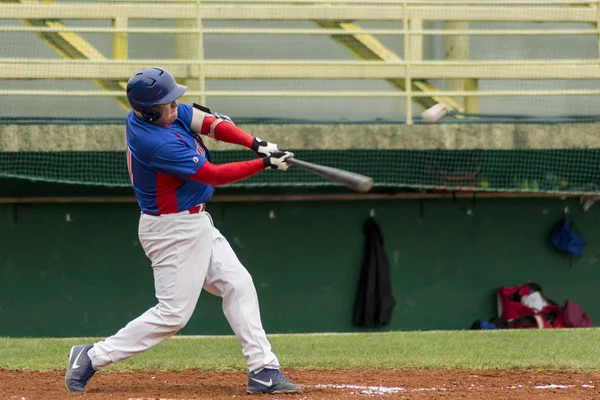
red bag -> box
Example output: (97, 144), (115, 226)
(563, 301), (593, 328)
(497, 284), (537, 321)
(497, 282), (565, 329)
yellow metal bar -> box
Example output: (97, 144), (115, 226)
(197, 0), (206, 106)
(112, 17), (129, 60)
(52, 0), (599, 4)
(5, 58), (598, 65)
(464, 78), (479, 113)
(0, 26), (201, 33)
(3, 26), (600, 35)
(110, 16), (129, 107)
(313, 20), (463, 114)
(175, 0), (205, 105)
(2, 0), (598, 115)
(403, 1), (413, 124)
(596, 3), (600, 58)
(445, 22), (479, 113)
(222, 0), (600, 4)
(0, 4), (596, 22)
(1, 0), (130, 110)
(67, 0), (600, 4)
(1, 89), (600, 97)
(409, 19), (423, 61)
(3, 60), (600, 80)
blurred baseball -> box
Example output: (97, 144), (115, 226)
(421, 104), (447, 124)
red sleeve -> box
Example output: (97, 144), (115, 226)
(189, 158), (264, 186)
(201, 115), (254, 148)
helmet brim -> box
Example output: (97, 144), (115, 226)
(156, 84), (188, 105)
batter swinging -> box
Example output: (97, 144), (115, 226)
(65, 67), (302, 395)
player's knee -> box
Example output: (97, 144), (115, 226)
(226, 269), (255, 297)
(239, 269), (254, 287)
(168, 314), (191, 331)
(155, 304), (193, 330)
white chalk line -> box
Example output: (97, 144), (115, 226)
(125, 382), (596, 400)
(315, 382), (595, 396)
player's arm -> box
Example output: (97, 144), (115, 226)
(189, 103), (280, 157)
(192, 152), (291, 186)
(150, 141), (293, 187)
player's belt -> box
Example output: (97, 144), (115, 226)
(143, 203), (205, 216)
(187, 203), (206, 214)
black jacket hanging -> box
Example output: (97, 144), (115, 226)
(353, 217), (396, 328)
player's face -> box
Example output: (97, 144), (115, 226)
(155, 101), (179, 125)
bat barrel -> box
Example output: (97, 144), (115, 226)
(286, 157), (374, 193)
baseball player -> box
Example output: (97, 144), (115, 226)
(65, 67), (302, 395)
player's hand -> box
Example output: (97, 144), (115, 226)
(252, 137), (280, 157)
(263, 151), (294, 171)
(214, 113), (234, 124)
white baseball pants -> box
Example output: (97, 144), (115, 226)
(88, 210), (279, 372)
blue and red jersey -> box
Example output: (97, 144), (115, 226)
(126, 103), (214, 215)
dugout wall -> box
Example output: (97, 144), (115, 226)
(1, 180), (598, 337)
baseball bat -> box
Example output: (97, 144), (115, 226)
(286, 157), (374, 193)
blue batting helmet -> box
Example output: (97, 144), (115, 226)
(126, 67), (187, 122)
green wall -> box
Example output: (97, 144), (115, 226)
(1, 193), (598, 337)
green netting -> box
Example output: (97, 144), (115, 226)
(2, 148), (600, 194)
(2, 119), (600, 193)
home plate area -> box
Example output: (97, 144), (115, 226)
(1, 368), (598, 399)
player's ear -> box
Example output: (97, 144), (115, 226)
(144, 106), (163, 122)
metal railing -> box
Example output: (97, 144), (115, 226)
(0, 0), (599, 123)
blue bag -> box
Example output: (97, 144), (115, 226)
(551, 217), (585, 257)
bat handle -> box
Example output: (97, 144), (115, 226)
(285, 157), (309, 168)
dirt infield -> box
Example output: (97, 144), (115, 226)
(1, 368), (598, 400)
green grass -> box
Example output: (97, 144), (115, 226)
(2, 329), (600, 372)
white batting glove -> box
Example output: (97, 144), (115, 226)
(252, 137), (280, 157)
(263, 151), (294, 171)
